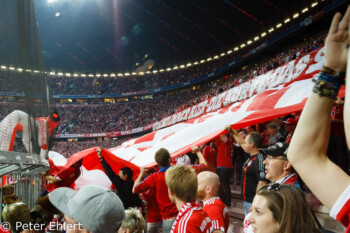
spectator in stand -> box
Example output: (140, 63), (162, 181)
(226, 126), (268, 215)
(49, 185), (125, 233)
(202, 141), (217, 173)
(266, 123), (284, 146)
(165, 165), (213, 233)
(215, 134), (233, 207)
(283, 118), (297, 144)
(96, 148), (142, 209)
(197, 171), (229, 233)
(118, 208), (146, 233)
(261, 142), (300, 188)
(288, 6), (350, 232)
(139, 184), (162, 233)
(247, 183), (321, 233)
(243, 142), (301, 233)
(133, 148), (178, 233)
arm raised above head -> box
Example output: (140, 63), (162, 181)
(288, 7), (350, 210)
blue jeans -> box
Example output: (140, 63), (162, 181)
(162, 217), (175, 233)
(244, 201), (252, 215)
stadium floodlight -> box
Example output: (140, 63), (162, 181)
(220, 52), (225, 57)
(9, 67), (15, 70)
(1, 65), (7, 69)
(240, 44), (245, 48)
(124, 73), (130, 76)
(96, 74), (101, 77)
(284, 18), (291, 23)
(26, 69), (32, 72)
(293, 13), (299, 18)
(58, 72), (63, 76)
(73, 74), (79, 77)
(247, 40), (252, 45)
(146, 71), (151, 74)
(268, 28), (274, 33)
(117, 73), (123, 77)
(166, 67), (172, 71)
(187, 63), (192, 66)
(200, 60), (205, 63)
(81, 74), (86, 77)
(311, 2), (318, 7)
(159, 69), (165, 72)
(17, 68), (23, 72)
(173, 66), (179, 70)
(49, 72), (55, 75)
(302, 8), (308, 13)
(193, 61), (199, 65)
(254, 36), (259, 41)
(261, 32), (267, 37)
(276, 23), (282, 28)
(213, 55), (219, 59)
(110, 73), (116, 77)
(234, 47), (239, 51)
(88, 74), (94, 77)
(227, 50), (233, 54)
(179, 65), (185, 68)
(66, 73), (71, 77)
(207, 57), (212, 61)
(103, 74), (108, 77)
(152, 70), (158, 73)
(132, 72), (137, 75)
(33, 70), (39, 73)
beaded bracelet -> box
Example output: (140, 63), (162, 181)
(312, 72), (342, 99)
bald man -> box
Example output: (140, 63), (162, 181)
(197, 171), (229, 233)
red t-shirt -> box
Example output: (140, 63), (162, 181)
(171, 202), (213, 233)
(215, 137), (233, 168)
(203, 197), (229, 233)
(140, 189), (162, 223)
(330, 184), (350, 233)
(203, 146), (217, 172)
(134, 167), (178, 220)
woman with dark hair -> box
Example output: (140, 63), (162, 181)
(247, 183), (321, 233)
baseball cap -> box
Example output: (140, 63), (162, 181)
(259, 142), (289, 157)
(283, 118), (297, 124)
(176, 154), (191, 165)
(49, 185), (125, 233)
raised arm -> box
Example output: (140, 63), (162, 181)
(192, 145), (207, 165)
(225, 125), (245, 145)
(288, 7), (350, 209)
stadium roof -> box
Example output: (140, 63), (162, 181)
(34, 0), (320, 73)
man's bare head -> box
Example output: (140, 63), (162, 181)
(197, 171), (220, 201)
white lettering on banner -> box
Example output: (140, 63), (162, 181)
(293, 54), (310, 80)
(306, 47), (324, 74)
(206, 92), (226, 112)
(223, 88), (235, 106)
(181, 108), (191, 121)
(280, 60), (296, 84)
(237, 82), (250, 101)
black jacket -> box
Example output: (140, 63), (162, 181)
(99, 157), (141, 209)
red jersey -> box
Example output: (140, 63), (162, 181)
(192, 163), (208, 174)
(215, 137), (233, 168)
(202, 146), (217, 172)
(139, 189), (162, 223)
(330, 184), (350, 233)
(203, 197), (229, 233)
(171, 202), (213, 233)
(134, 166), (178, 220)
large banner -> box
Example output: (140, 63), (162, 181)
(53, 47), (347, 189)
(153, 47), (325, 131)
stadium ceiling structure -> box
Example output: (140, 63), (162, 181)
(34, 0), (323, 73)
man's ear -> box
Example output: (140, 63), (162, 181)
(284, 161), (292, 171)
